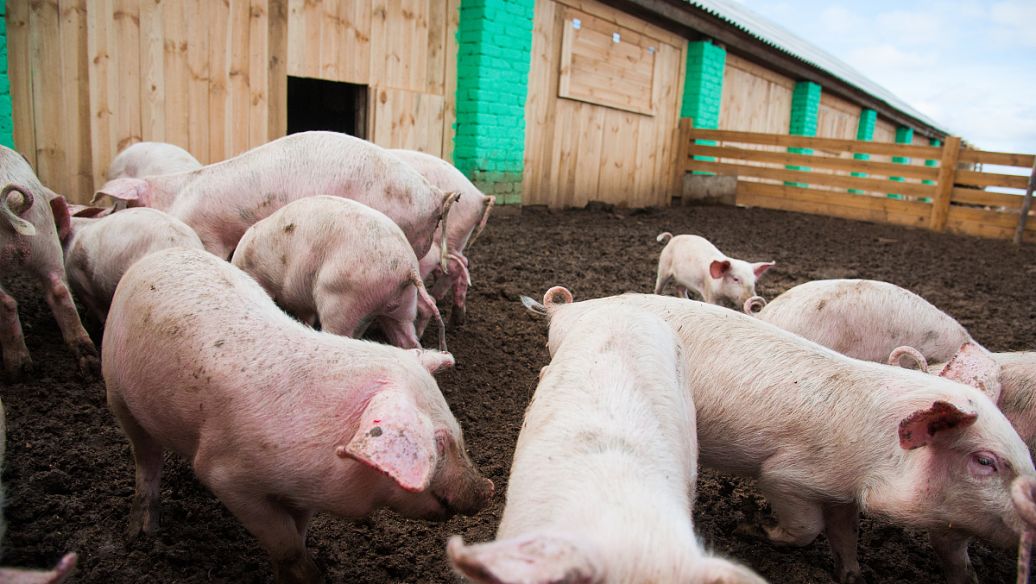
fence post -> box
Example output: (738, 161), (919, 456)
(1013, 159), (1036, 245)
(672, 117), (693, 202)
(928, 136), (962, 232)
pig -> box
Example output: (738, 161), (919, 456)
(0, 146), (98, 378)
(103, 248), (492, 583)
(60, 206), (205, 324)
(448, 305), (765, 583)
(522, 288), (1035, 584)
(105, 141), (203, 180)
(0, 398), (79, 583)
(654, 232), (774, 308)
(93, 131), (459, 266)
(389, 149), (495, 328)
(231, 196), (446, 351)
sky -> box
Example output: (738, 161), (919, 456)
(736, 0), (1036, 159)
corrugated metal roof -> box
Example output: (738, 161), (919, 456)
(686, 0), (949, 134)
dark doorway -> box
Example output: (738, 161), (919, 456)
(287, 76), (368, 139)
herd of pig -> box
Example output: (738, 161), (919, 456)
(1, 131), (1035, 584)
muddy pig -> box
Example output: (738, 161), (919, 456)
(0, 398), (79, 583)
(449, 305), (765, 583)
(105, 141), (202, 180)
(231, 196), (446, 351)
(0, 146), (97, 378)
(654, 233), (774, 308)
(94, 131), (459, 265)
(61, 206), (204, 324)
(104, 248), (492, 583)
(523, 288), (1035, 584)
(757, 279), (1001, 400)
(390, 149), (494, 328)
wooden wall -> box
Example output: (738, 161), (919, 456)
(286, 0), (459, 159)
(817, 93), (860, 140)
(523, 0), (686, 208)
(719, 54), (793, 133)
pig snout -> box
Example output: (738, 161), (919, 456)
(440, 476), (494, 517)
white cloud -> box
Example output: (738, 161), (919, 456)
(875, 10), (942, 45)
(819, 6), (857, 34)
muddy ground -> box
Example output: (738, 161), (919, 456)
(3, 204), (1034, 583)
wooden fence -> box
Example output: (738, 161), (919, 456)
(674, 119), (1036, 242)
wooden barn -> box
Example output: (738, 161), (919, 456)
(0, 0), (996, 211)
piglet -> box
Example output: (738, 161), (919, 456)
(105, 141), (202, 180)
(231, 196), (446, 351)
(0, 146), (97, 378)
(390, 149), (494, 328)
(103, 248), (492, 583)
(654, 233), (774, 308)
(449, 305), (764, 583)
(524, 288), (1035, 584)
(0, 398), (79, 583)
(61, 207), (204, 324)
(94, 131), (459, 267)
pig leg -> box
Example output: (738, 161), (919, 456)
(928, 529), (976, 584)
(449, 268), (469, 328)
(653, 272), (671, 295)
(0, 284), (32, 377)
(758, 485), (825, 547)
(675, 285), (690, 300)
(38, 270), (99, 376)
(823, 502), (862, 583)
(315, 295), (365, 338)
(110, 395), (164, 538)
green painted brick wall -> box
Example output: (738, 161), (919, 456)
(888, 126), (913, 197)
(923, 138), (941, 186)
(453, 0), (535, 205)
(849, 108), (876, 191)
(786, 81), (821, 185)
(0, 3), (12, 149)
(680, 41), (725, 172)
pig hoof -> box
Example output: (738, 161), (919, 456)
(4, 357), (35, 381)
(74, 343), (101, 378)
(839, 570), (865, 584)
(449, 308), (466, 329)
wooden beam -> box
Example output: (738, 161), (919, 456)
(929, 136), (962, 231)
(1013, 159), (1036, 244)
(672, 117), (692, 197)
(958, 149), (1035, 168)
(602, 0), (946, 138)
(687, 159), (937, 198)
(686, 143), (939, 180)
(687, 128), (941, 159)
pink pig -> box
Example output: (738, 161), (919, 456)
(94, 131), (459, 265)
(523, 288), (1036, 584)
(449, 305), (764, 583)
(60, 207), (204, 324)
(0, 146), (97, 378)
(105, 141), (202, 180)
(103, 248), (492, 583)
(390, 149), (494, 328)
(231, 196), (446, 351)
(654, 233), (774, 308)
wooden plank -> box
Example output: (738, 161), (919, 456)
(1013, 160), (1036, 244)
(441, 0), (459, 160)
(685, 144), (940, 180)
(952, 187), (1024, 209)
(958, 149), (1036, 168)
(929, 136), (962, 231)
(673, 117), (692, 195)
(59, 0), (92, 199)
(227, 0), (251, 157)
(267, 0), (288, 141)
(554, 0), (685, 47)
(369, 86), (445, 155)
(720, 55), (793, 135)
(522, 0), (561, 205)
(955, 169), (1031, 190)
(163, 0), (190, 148)
(186, 0), (212, 161)
(248, 0), (269, 148)
(31, 0), (67, 194)
(597, 108), (639, 203)
(208, 0), (230, 162)
(9, 0), (37, 168)
(86, 0), (111, 185)
(113, 0), (142, 152)
(139, 0), (165, 141)
(687, 159), (937, 198)
(688, 128), (942, 159)
(737, 182), (930, 228)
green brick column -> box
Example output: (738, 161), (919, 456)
(848, 108), (876, 193)
(888, 125), (914, 198)
(923, 138), (940, 186)
(786, 80), (821, 187)
(453, 0), (535, 206)
(0, 3), (12, 149)
(680, 40), (726, 173)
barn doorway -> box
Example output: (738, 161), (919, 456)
(287, 76), (368, 139)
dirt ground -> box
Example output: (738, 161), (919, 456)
(4, 204), (1034, 583)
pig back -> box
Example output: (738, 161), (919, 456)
(758, 279), (971, 363)
(390, 149), (486, 251)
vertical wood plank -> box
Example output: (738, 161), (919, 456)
(208, 0), (230, 161)
(441, 0), (459, 161)
(163, 0), (190, 148)
(227, 0), (252, 156)
(86, 0), (112, 185)
(186, 0), (212, 161)
(113, 0), (142, 152)
(928, 136), (962, 231)
(248, 0), (269, 148)
(9, 0), (37, 168)
(58, 0), (92, 199)
(139, 0), (165, 142)
(31, 0), (66, 193)
(267, 0), (289, 141)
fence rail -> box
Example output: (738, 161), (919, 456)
(675, 120), (1036, 242)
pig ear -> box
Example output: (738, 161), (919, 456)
(752, 261), (775, 277)
(938, 342), (1002, 402)
(898, 400), (978, 449)
(92, 177), (150, 206)
(338, 390), (437, 492)
(49, 196), (72, 242)
(709, 260), (731, 279)
(411, 349), (455, 374)
(447, 534), (604, 584)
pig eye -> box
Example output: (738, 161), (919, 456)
(969, 451), (999, 476)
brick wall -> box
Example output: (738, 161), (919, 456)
(786, 80), (821, 183)
(680, 41), (725, 126)
(453, 0), (535, 205)
(849, 108), (877, 191)
(0, 4), (12, 149)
